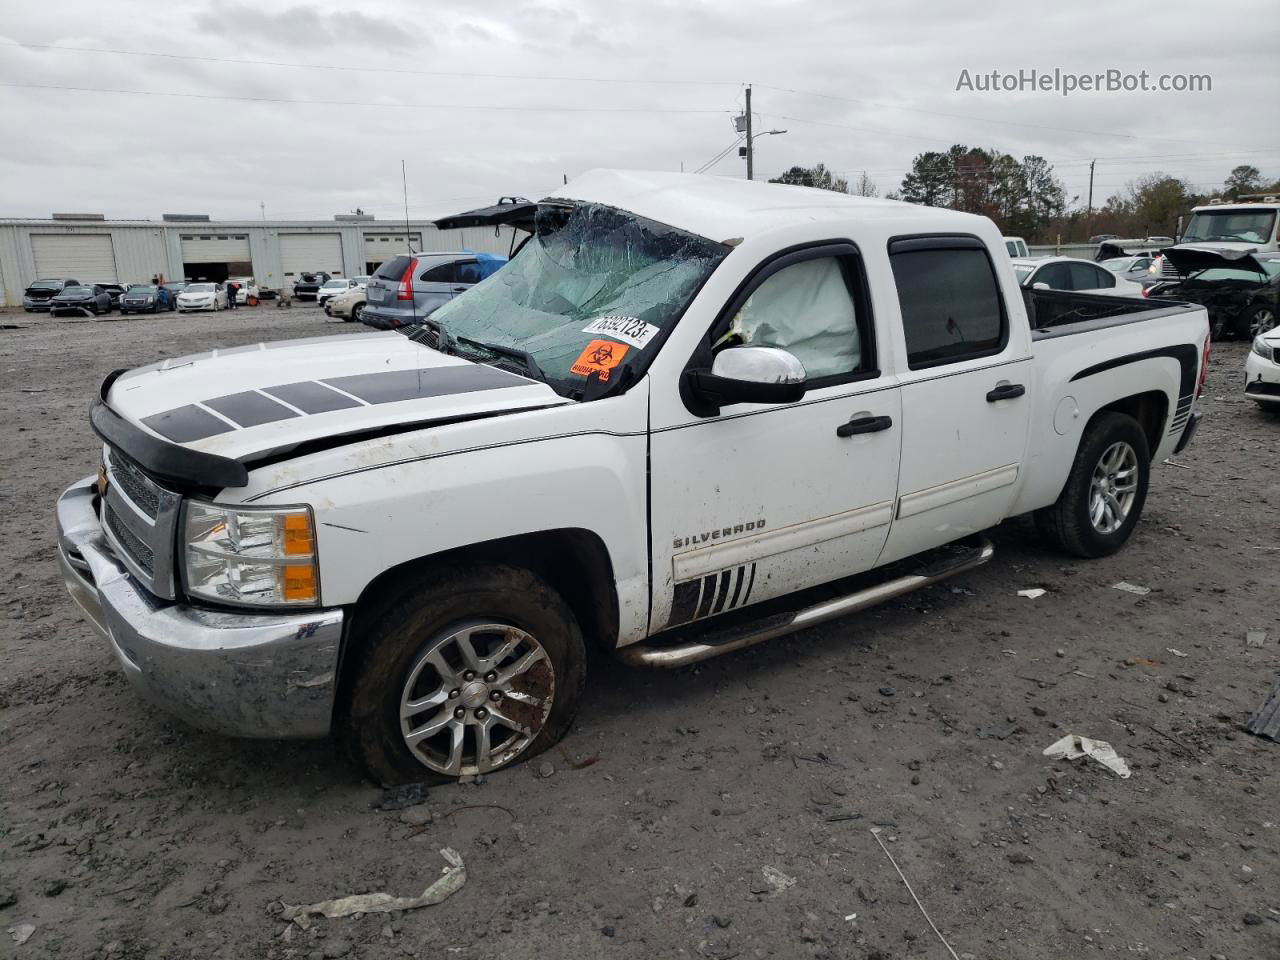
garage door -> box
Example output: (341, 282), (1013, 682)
(180, 233), (251, 262)
(363, 232), (421, 266)
(279, 233), (344, 277)
(31, 234), (118, 282)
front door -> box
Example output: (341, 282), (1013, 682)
(649, 244), (902, 632)
(878, 236), (1032, 564)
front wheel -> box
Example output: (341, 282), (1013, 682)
(1035, 412), (1150, 558)
(341, 566), (586, 785)
(350, 303), (364, 324)
(1247, 306), (1276, 338)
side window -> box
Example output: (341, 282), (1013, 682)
(419, 262), (453, 282)
(1133, 257), (1151, 272)
(1071, 262), (1112, 289)
(889, 244), (1006, 369)
(454, 260), (483, 284)
(723, 256), (867, 381)
(1034, 263), (1071, 289)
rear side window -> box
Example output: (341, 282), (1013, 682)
(375, 256), (412, 280)
(454, 260), (483, 284)
(889, 243), (1007, 369)
(419, 262), (455, 282)
(1072, 262), (1114, 289)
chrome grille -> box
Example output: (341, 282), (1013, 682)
(108, 454), (160, 518)
(101, 446), (182, 598)
(104, 504), (155, 574)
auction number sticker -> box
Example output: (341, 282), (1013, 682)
(570, 339), (630, 381)
(581, 315), (659, 349)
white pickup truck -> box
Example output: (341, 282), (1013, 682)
(57, 170), (1210, 784)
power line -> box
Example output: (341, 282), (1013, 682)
(4, 40), (738, 88)
(694, 135), (745, 174)
(0, 81), (732, 114)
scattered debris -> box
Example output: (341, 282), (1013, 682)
(976, 721), (1019, 740)
(870, 828), (961, 960)
(559, 746), (602, 770)
(1245, 673), (1280, 743)
(281, 848), (465, 929)
(8, 923), (36, 946)
(1166, 648), (1188, 658)
(761, 866), (796, 893)
(1016, 588), (1046, 599)
(1006, 851), (1034, 865)
(1043, 734), (1132, 778)
(373, 783), (429, 812)
(1112, 582), (1151, 596)
(1246, 630), (1267, 648)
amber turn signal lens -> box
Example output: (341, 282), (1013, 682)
(283, 513), (314, 556)
(282, 564), (317, 603)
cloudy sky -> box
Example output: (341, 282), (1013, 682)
(1, 0), (1276, 221)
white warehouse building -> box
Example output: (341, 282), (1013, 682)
(0, 213), (517, 306)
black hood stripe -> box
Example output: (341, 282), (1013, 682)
(263, 381), (364, 414)
(322, 365), (527, 404)
(204, 391), (301, 428)
(142, 404), (236, 443)
(137, 366), (534, 443)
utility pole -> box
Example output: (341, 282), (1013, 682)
(259, 200), (266, 221)
(744, 85), (754, 181)
(1086, 159), (1096, 217)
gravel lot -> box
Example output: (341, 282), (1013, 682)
(1, 305), (1277, 960)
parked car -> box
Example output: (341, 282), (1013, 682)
(324, 285), (366, 323)
(161, 281), (188, 302)
(49, 284), (112, 316)
(362, 252), (508, 329)
(119, 285), (176, 314)
(176, 282), (228, 313)
(1099, 254), (1156, 284)
(1145, 249), (1280, 339)
(1088, 233), (1120, 244)
(229, 277), (259, 304)
(22, 278), (80, 311)
(1003, 236), (1029, 258)
(56, 170), (1211, 783)
(1011, 256), (1144, 297)
(291, 272), (331, 301)
(1245, 325), (1280, 410)
(91, 282), (128, 310)
(316, 277), (360, 306)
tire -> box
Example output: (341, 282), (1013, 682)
(1034, 412), (1150, 558)
(350, 303), (363, 324)
(340, 565), (586, 785)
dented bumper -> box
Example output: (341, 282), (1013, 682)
(56, 477), (344, 739)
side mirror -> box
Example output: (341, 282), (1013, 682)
(1032, 282), (1051, 290)
(686, 346), (807, 412)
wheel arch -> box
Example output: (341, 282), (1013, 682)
(338, 527), (620, 698)
(1089, 389), (1168, 454)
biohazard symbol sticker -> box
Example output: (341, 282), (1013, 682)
(570, 339), (630, 381)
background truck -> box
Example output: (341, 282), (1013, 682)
(57, 170), (1210, 784)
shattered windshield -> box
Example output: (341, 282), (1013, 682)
(1181, 209), (1277, 245)
(412, 201), (729, 396)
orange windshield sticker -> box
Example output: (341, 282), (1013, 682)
(570, 339), (630, 381)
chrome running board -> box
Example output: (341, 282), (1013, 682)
(618, 536), (995, 668)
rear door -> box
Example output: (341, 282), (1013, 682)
(878, 236), (1032, 564)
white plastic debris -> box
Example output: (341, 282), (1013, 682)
(1112, 582), (1150, 596)
(1246, 630), (1267, 648)
(1043, 734), (1131, 778)
(761, 866), (797, 892)
(281, 848), (465, 929)
(8, 923), (36, 946)
(1017, 588), (1046, 599)
(1166, 648), (1188, 658)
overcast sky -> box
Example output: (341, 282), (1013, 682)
(1, 1), (1277, 221)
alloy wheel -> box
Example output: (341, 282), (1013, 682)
(1250, 307), (1276, 337)
(399, 622), (554, 777)
(1088, 441), (1139, 534)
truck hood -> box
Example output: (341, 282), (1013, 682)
(105, 330), (571, 464)
(1161, 246), (1266, 276)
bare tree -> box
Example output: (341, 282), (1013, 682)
(852, 171), (879, 197)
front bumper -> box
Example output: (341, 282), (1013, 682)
(1244, 351), (1280, 404)
(23, 298), (53, 311)
(56, 477), (344, 739)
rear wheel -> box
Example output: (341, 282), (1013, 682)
(341, 566), (586, 785)
(1035, 412), (1150, 558)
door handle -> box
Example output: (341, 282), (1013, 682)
(451, 286), (468, 293)
(986, 383), (1026, 402)
(837, 414), (893, 437)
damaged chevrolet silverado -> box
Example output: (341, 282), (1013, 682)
(57, 171), (1211, 783)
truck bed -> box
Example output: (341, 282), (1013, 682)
(1025, 288), (1199, 338)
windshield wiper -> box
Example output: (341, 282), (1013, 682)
(456, 336), (546, 382)
(405, 317), (452, 352)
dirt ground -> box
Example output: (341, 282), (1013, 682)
(0, 304), (1276, 960)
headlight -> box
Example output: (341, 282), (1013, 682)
(1254, 337), (1274, 361)
(183, 502), (319, 607)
